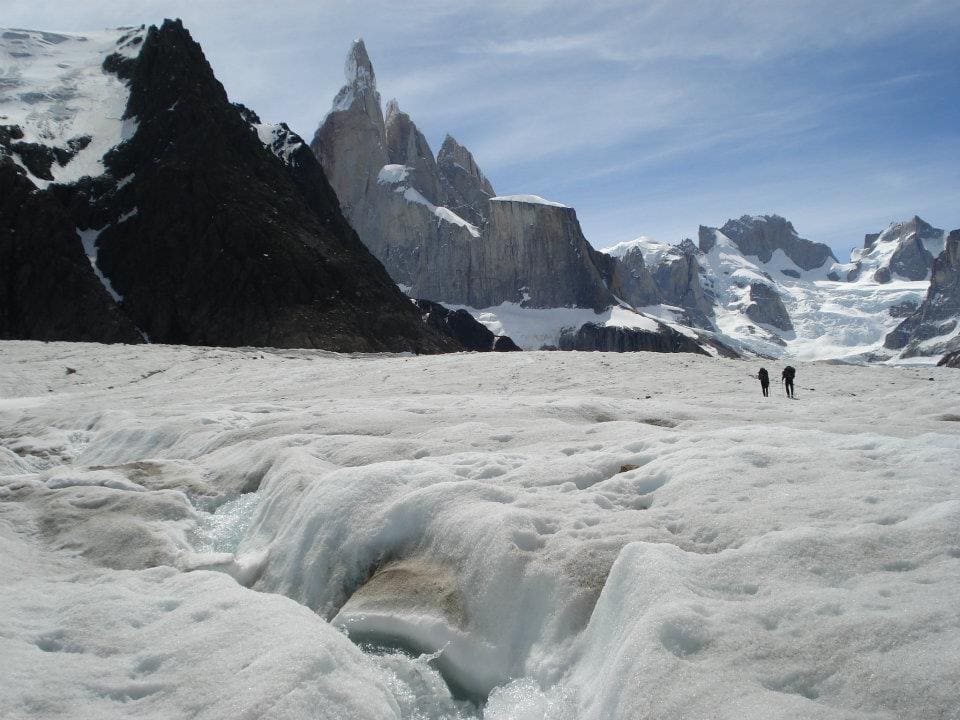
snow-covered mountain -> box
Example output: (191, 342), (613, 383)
(0, 23), (460, 352)
(597, 215), (949, 362)
(845, 216), (946, 284)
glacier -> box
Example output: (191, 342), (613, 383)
(1, 341), (958, 719)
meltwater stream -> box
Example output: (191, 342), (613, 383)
(190, 496), (575, 720)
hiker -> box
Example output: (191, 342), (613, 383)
(758, 367), (770, 396)
(782, 365), (796, 398)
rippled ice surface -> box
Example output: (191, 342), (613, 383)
(1, 342), (958, 719)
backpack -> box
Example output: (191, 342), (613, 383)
(758, 368), (769, 382)
(783, 366), (796, 380)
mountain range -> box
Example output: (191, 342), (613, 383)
(1, 22), (957, 364)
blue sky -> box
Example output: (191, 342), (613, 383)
(7, 1), (960, 257)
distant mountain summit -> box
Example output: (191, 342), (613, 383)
(846, 216), (946, 284)
(598, 213), (960, 362)
(699, 215), (837, 274)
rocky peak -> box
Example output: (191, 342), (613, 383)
(384, 98), (442, 205)
(697, 225), (718, 254)
(312, 39), (388, 218)
(344, 38), (375, 90)
(711, 214), (837, 271)
(437, 135), (492, 190)
(608, 245), (662, 309)
(437, 134), (495, 226)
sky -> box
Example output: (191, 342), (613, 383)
(5, 0), (959, 257)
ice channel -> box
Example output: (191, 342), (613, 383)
(190, 495), (574, 720)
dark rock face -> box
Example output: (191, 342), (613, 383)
(436, 135), (495, 227)
(937, 350), (960, 368)
(492, 335), (522, 352)
(0, 130), (91, 182)
(744, 283), (793, 331)
(558, 322), (709, 355)
(53, 21), (456, 353)
(889, 233), (935, 281)
(885, 229), (960, 357)
(873, 267), (892, 284)
(889, 300), (919, 318)
(702, 215), (836, 271)
(0, 157), (141, 343)
(413, 299), (519, 352)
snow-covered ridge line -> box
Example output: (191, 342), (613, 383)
(253, 122), (306, 165)
(490, 194), (570, 208)
(0, 26), (146, 187)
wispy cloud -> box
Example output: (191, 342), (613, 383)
(5, 0), (959, 254)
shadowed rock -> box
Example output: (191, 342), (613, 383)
(414, 299), (520, 352)
(744, 282), (793, 331)
(559, 322), (709, 355)
(0, 155), (142, 343)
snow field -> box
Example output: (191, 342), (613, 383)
(1, 342), (958, 719)
(0, 27), (144, 187)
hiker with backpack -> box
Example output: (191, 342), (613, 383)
(782, 365), (796, 398)
(758, 367), (770, 397)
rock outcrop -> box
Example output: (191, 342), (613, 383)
(414, 299), (520, 352)
(885, 229), (960, 358)
(699, 215), (836, 271)
(0, 156), (142, 343)
(744, 282), (793, 331)
(937, 350), (960, 368)
(558, 322), (709, 355)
